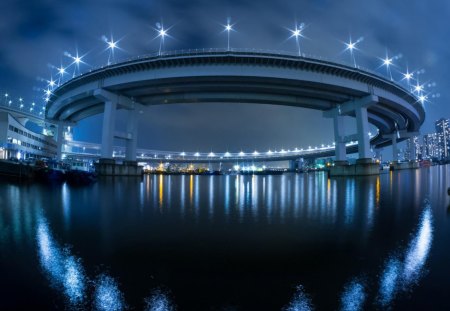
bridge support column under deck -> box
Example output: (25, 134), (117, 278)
(375, 148), (382, 159)
(392, 134), (399, 162)
(288, 159), (298, 171)
(324, 95), (379, 176)
(125, 108), (138, 162)
(381, 131), (420, 171)
(333, 115), (347, 164)
(101, 100), (117, 159)
(355, 106), (371, 161)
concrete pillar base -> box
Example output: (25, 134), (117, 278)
(95, 158), (143, 176)
(334, 160), (349, 166)
(390, 161), (420, 171)
(288, 159), (298, 172)
(356, 158), (373, 164)
(329, 160), (379, 177)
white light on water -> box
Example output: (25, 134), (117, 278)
(403, 208), (433, 284)
(340, 280), (366, 311)
(378, 258), (401, 307)
(36, 217), (87, 306)
(284, 285), (314, 311)
(94, 274), (125, 311)
(144, 289), (175, 311)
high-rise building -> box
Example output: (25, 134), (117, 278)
(423, 133), (439, 159)
(405, 136), (421, 160)
(435, 118), (450, 160)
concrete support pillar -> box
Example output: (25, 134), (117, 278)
(125, 108), (138, 161)
(288, 159), (297, 171)
(333, 115), (346, 161)
(375, 148), (382, 161)
(392, 134), (398, 162)
(101, 100), (117, 159)
(56, 124), (64, 160)
(355, 107), (371, 159)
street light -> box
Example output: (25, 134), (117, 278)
(289, 22), (305, 56)
(402, 68), (413, 91)
(344, 36), (363, 67)
(379, 51), (401, 81)
(102, 35), (119, 65)
(65, 51), (86, 77)
(154, 23), (172, 56)
(223, 19), (235, 51)
(48, 78), (56, 89)
(57, 65), (66, 84)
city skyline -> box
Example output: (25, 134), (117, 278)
(0, 0), (447, 154)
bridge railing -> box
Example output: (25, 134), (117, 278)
(63, 139), (363, 162)
(58, 48), (414, 100)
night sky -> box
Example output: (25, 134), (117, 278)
(1, 0), (448, 155)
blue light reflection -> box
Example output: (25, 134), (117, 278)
(144, 289), (175, 311)
(94, 274), (126, 311)
(284, 285), (314, 311)
(378, 258), (401, 307)
(402, 207), (433, 286)
(377, 205), (433, 307)
(340, 280), (366, 311)
(36, 218), (86, 306)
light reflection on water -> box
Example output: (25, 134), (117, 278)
(402, 207), (433, 284)
(0, 166), (446, 310)
(378, 258), (402, 307)
(144, 289), (175, 311)
(36, 215), (86, 306)
(285, 202), (434, 310)
(377, 205), (433, 307)
(136, 173), (383, 226)
(340, 279), (366, 311)
(35, 210), (175, 310)
(94, 274), (125, 311)
(283, 285), (313, 311)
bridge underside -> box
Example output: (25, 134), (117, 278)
(46, 51), (425, 163)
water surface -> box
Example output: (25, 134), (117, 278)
(1, 166), (450, 310)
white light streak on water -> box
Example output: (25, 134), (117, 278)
(144, 289), (175, 311)
(340, 280), (365, 311)
(94, 274), (125, 311)
(36, 218), (86, 305)
(64, 255), (86, 304)
(402, 207), (433, 286)
(284, 285), (314, 311)
(376, 205), (433, 308)
(37, 221), (63, 280)
(378, 258), (401, 307)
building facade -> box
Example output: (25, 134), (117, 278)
(405, 136), (421, 160)
(422, 133), (439, 160)
(435, 118), (450, 160)
(0, 112), (57, 160)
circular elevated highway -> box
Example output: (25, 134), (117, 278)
(46, 49), (425, 160)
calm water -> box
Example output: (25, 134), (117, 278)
(1, 166), (450, 310)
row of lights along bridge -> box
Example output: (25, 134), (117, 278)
(43, 20), (434, 103)
(1, 19), (437, 117)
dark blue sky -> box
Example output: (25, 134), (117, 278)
(0, 0), (448, 154)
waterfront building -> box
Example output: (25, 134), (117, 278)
(405, 135), (421, 160)
(422, 133), (439, 160)
(0, 112), (57, 160)
(435, 118), (450, 160)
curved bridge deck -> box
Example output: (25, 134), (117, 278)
(46, 49), (425, 160)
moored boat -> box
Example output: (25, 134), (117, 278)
(65, 170), (97, 186)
